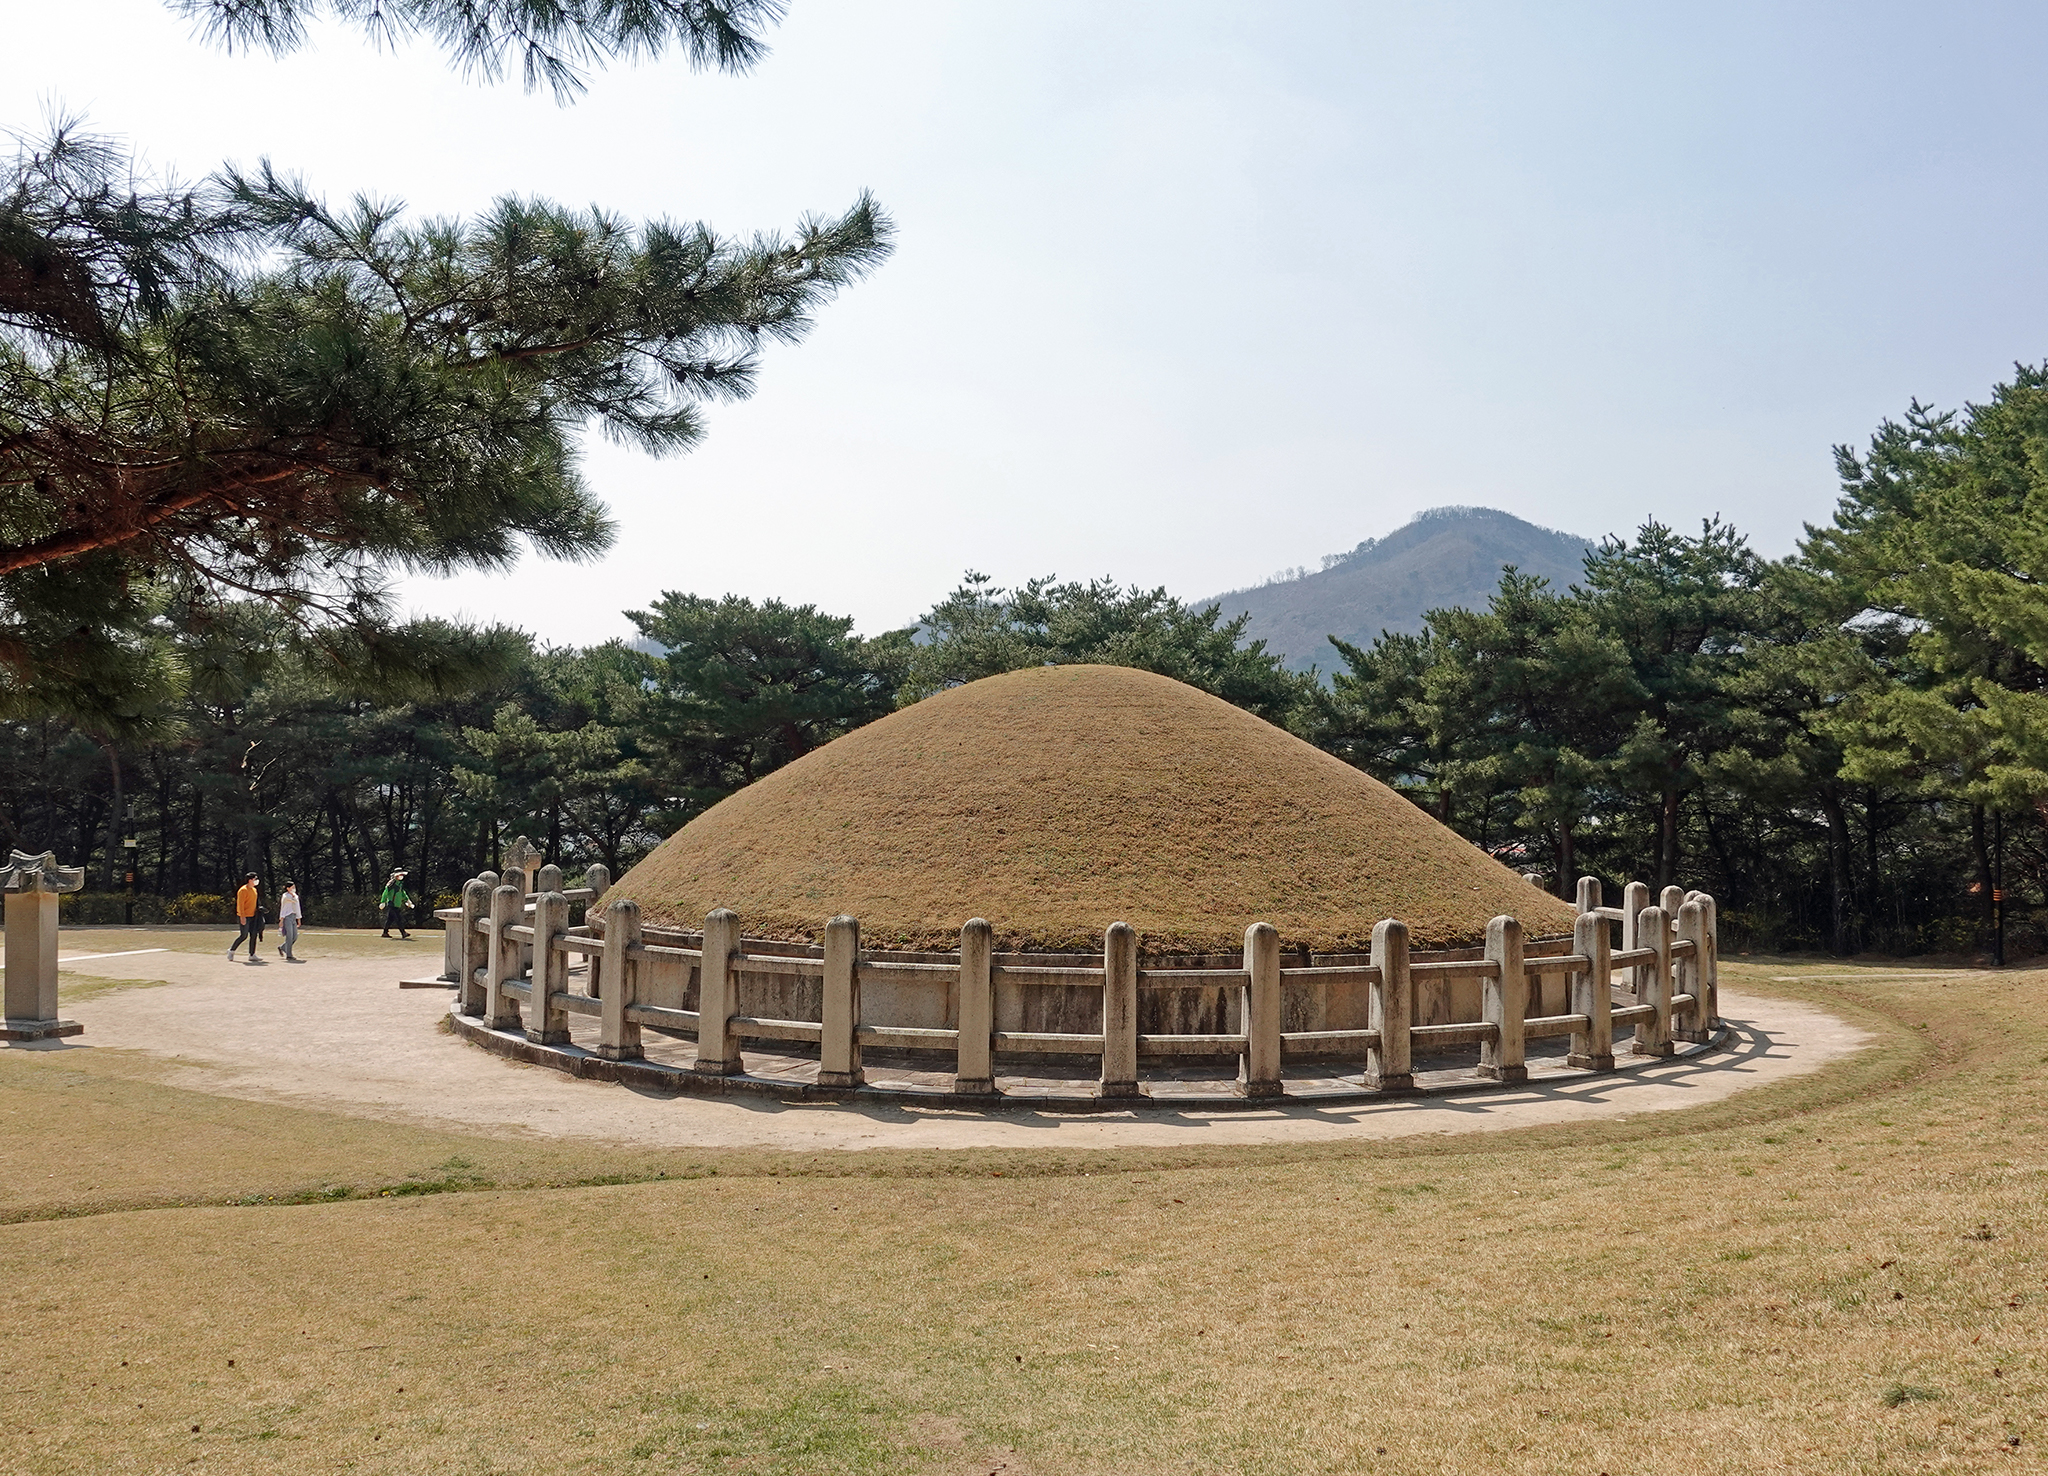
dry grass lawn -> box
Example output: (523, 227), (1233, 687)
(612, 665), (1577, 952)
(1, 957), (2042, 1474)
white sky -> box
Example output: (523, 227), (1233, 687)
(14, 1), (2048, 641)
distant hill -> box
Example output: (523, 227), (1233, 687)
(1203, 507), (1595, 674)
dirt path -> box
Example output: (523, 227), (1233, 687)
(39, 940), (1871, 1150)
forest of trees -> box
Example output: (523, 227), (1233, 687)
(13, 5), (2031, 955)
(6, 367), (2048, 955)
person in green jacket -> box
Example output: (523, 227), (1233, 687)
(379, 869), (413, 939)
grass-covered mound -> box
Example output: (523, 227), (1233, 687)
(611, 665), (1573, 952)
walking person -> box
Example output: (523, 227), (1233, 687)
(276, 881), (303, 961)
(379, 869), (413, 939)
(227, 873), (263, 961)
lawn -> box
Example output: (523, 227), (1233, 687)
(0, 958), (2039, 1474)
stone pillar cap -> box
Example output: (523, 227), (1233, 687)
(2, 850), (85, 894)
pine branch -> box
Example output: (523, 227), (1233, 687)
(169, 0), (787, 100)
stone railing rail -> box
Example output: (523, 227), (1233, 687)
(436, 862), (1719, 1101)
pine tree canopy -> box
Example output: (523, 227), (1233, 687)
(905, 572), (1317, 730)
(171, 0), (786, 99)
(0, 125), (891, 701)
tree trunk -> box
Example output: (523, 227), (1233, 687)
(1819, 786), (1851, 956)
(1970, 805), (1995, 947)
(1658, 788), (1681, 890)
(1556, 824), (1576, 898)
(101, 739), (124, 892)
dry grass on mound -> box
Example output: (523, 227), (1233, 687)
(0, 961), (2043, 1475)
(613, 665), (1575, 953)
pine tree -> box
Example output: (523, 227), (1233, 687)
(1807, 369), (2048, 951)
(3, 2), (889, 714)
(905, 572), (1315, 729)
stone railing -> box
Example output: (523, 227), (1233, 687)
(437, 864), (1720, 1104)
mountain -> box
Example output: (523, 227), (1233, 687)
(1203, 506), (1595, 673)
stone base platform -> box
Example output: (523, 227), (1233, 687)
(398, 976), (457, 990)
(447, 1007), (1729, 1112)
(0, 1017), (83, 1041)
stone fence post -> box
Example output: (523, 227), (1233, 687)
(1368, 919), (1414, 1092)
(1576, 875), (1603, 918)
(1620, 881), (1650, 952)
(1479, 914), (1525, 1083)
(955, 919), (995, 1095)
(1099, 922), (1140, 1098)
(1675, 898), (1710, 1042)
(818, 915), (862, 1089)
(1632, 904), (1672, 1058)
(597, 898), (642, 1061)
(484, 884), (523, 1031)
(1699, 894), (1720, 1028)
(695, 908), (743, 1076)
(459, 878), (490, 1016)
(579, 863), (611, 950)
(1240, 921), (1281, 1098)
(526, 891), (570, 1045)
(1568, 909), (1615, 1070)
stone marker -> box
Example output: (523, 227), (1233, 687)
(2, 849), (86, 1041)
(954, 919), (995, 1095)
(1099, 922), (1141, 1098)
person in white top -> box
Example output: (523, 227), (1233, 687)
(277, 882), (303, 961)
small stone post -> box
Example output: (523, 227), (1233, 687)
(458, 878), (490, 1016)
(484, 883), (524, 1031)
(1, 850), (85, 1040)
(1367, 919), (1414, 1092)
(1620, 881), (1650, 954)
(1099, 922), (1140, 1098)
(694, 908), (743, 1076)
(525, 890), (571, 1045)
(1631, 904), (1673, 1057)
(503, 842), (539, 977)
(1479, 914), (1526, 1082)
(954, 919), (995, 1094)
(535, 863), (563, 896)
(1700, 893), (1720, 1029)
(439, 901), (463, 983)
(597, 898), (643, 1061)
(1675, 898), (1711, 1042)
(1576, 875), (1603, 918)
(1240, 921), (1282, 1098)
(818, 915), (863, 1089)
(1659, 885), (1685, 933)
(579, 864), (611, 989)
(1568, 909), (1615, 1070)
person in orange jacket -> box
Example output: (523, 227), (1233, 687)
(228, 873), (264, 961)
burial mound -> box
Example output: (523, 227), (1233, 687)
(609, 664), (1574, 953)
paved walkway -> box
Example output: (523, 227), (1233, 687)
(25, 941), (1872, 1151)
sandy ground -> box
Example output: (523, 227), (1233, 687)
(27, 938), (1872, 1151)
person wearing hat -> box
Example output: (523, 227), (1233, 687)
(228, 873), (264, 960)
(379, 869), (413, 939)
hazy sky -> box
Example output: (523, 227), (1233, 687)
(14, 2), (2048, 641)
